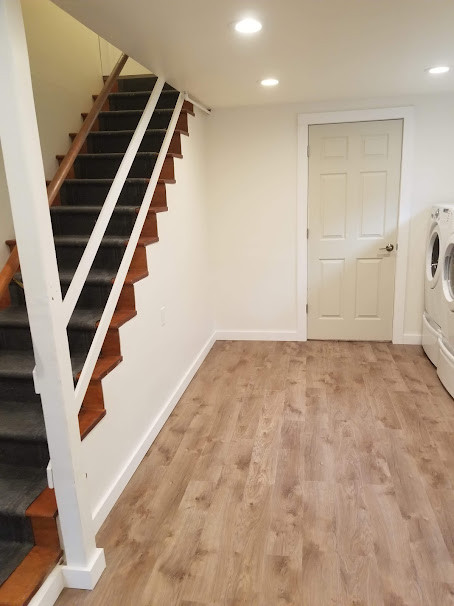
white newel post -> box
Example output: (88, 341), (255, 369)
(0, 0), (105, 589)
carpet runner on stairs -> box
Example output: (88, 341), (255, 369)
(0, 74), (188, 596)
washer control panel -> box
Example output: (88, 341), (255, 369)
(432, 206), (454, 226)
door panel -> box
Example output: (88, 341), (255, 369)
(355, 258), (381, 318)
(321, 173), (347, 238)
(307, 119), (403, 341)
(360, 172), (387, 237)
(320, 259), (344, 318)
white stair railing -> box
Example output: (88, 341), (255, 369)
(72, 92), (184, 412)
(0, 0), (187, 589)
(0, 0), (104, 589)
(61, 77), (166, 323)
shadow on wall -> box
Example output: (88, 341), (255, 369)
(0, 143), (14, 268)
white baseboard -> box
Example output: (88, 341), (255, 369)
(216, 329), (424, 346)
(29, 548), (105, 606)
(28, 566), (64, 606)
(402, 333), (422, 345)
(92, 332), (216, 531)
(215, 330), (299, 341)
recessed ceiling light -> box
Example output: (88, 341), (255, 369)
(234, 18), (262, 34)
(427, 66), (450, 75)
(261, 78), (279, 87)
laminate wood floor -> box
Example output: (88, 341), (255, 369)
(56, 341), (454, 606)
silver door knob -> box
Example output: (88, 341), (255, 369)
(379, 244), (394, 252)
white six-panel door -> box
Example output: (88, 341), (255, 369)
(307, 119), (403, 341)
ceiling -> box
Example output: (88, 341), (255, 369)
(53, 0), (454, 108)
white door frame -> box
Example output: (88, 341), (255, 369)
(296, 106), (415, 344)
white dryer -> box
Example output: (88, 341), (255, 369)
(438, 221), (454, 397)
(423, 205), (453, 365)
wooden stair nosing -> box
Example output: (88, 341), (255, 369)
(85, 355), (123, 382)
(26, 489), (57, 520)
(124, 268), (149, 285)
(79, 408), (107, 440)
(5, 236), (158, 253)
(108, 309), (137, 329)
(0, 546), (62, 606)
(45, 177), (175, 186)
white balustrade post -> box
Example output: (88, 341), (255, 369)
(0, 0), (105, 589)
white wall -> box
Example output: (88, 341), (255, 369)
(0, 145), (15, 267)
(208, 93), (454, 341)
(81, 110), (214, 525)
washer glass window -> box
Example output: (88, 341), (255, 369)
(430, 233), (440, 278)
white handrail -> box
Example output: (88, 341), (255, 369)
(61, 77), (165, 325)
(184, 92), (211, 115)
(73, 93), (185, 413)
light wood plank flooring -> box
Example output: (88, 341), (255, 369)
(56, 341), (454, 605)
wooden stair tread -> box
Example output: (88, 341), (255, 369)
(149, 205), (168, 213)
(69, 128), (188, 138)
(89, 355), (123, 382)
(0, 546), (61, 606)
(125, 269), (149, 284)
(6, 236), (158, 249)
(46, 177), (175, 186)
(26, 489), (57, 520)
(79, 408), (106, 440)
(80, 104), (193, 118)
(55, 151), (180, 160)
(137, 236), (159, 246)
(74, 355), (122, 384)
(108, 310), (137, 329)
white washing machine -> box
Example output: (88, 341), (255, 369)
(438, 224), (454, 397)
(422, 205), (453, 365)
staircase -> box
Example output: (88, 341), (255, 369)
(0, 73), (194, 605)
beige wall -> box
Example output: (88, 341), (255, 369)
(99, 38), (151, 77)
(0, 0), (104, 266)
(21, 0), (104, 178)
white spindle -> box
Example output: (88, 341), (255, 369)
(61, 77), (165, 325)
(73, 93), (185, 413)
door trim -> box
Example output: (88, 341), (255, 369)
(297, 107), (414, 344)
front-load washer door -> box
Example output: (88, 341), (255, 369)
(427, 225), (441, 288)
(443, 238), (454, 311)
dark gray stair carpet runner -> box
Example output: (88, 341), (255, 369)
(0, 75), (177, 586)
